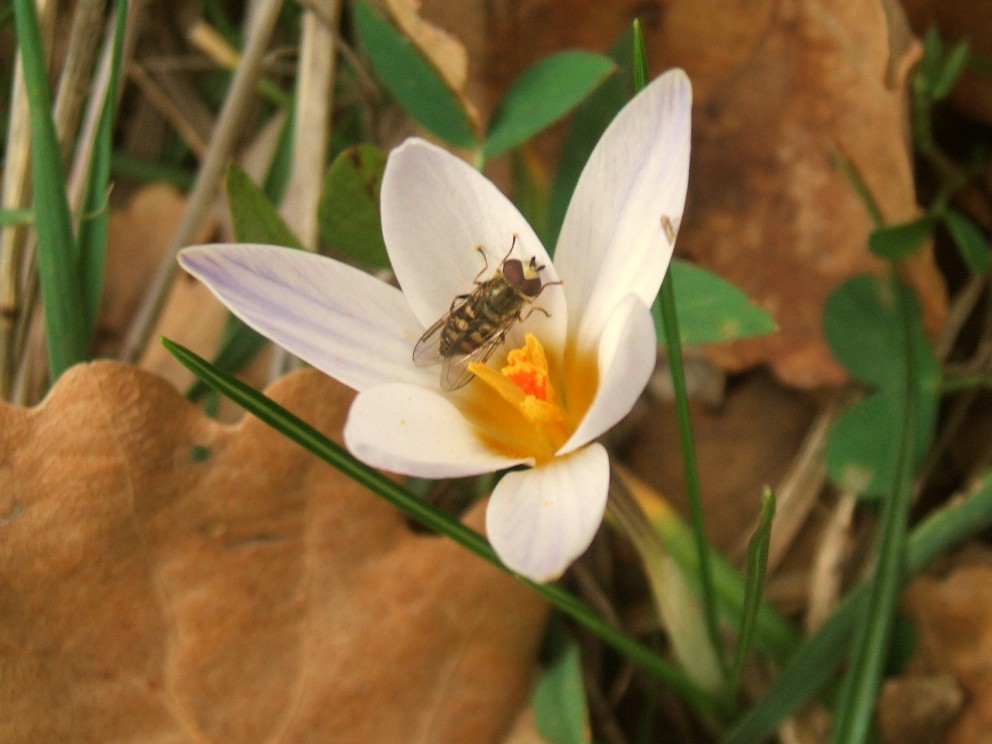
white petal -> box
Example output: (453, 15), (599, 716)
(554, 69), (691, 348)
(486, 443), (609, 582)
(559, 296), (656, 455)
(344, 382), (528, 478)
(179, 244), (435, 391)
(380, 139), (567, 354)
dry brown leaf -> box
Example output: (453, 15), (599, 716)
(100, 184), (190, 347)
(878, 673), (963, 744)
(623, 371), (817, 552)
(100, 182), (239, 401)
(663, 0), (946, 387)
(428, 0), (947, 388)
(901, 559), (992, 744)
(0, 362), (546, 743)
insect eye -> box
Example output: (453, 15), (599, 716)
(520, 277), (544, 297)
(502, 259), (524, 284)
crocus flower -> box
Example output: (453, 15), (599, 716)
(179, 68), (691, 582)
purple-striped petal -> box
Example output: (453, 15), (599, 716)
(179, 244), (434, 391)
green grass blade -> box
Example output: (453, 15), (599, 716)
(0, 208), (34, 226)
(13, 0), (88, 378)
(262, 105), (295, 202)
(511, 149), (550, 245)
(162, 336), (727, 722)
(722, 470), (992, 744)
(78, 0), (128, 340)
(829, 277), (917, 744)
(110, 152), (195, 189)
(823, 276), (940, 499)
(634, 19), (727, 682)
(728, 488), (775, 697)
(650, 504), (799, 664)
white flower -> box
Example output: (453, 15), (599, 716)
(179, 69), (691, 582)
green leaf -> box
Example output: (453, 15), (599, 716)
(655, 260), (777, 346)
(533, 642), (591, 744)
(546, 28), (633, 247)
(353, 1), (476, 148)
(944, 208), (989, 275)
(186, 164), (304, 402)
(823, 275), (940, 498)
(728, 488), (775, 696)
(826, 393), (916, 497)
(317, 144), (390, 268)
(914, 27), (944, 97)
(227, 163), (303, 250)
(13, 0), (88, 379)
(931, 39), (970, 100)
(78, 0), (128, 341)
(867, 215), (935, 259)
(824, 275), (903, 387)
(823, 274), (937, 390)
(482, 51), (616, 158)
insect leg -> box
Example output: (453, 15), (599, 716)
(519, 305), (553, 322)
(471, 245), (490, 284)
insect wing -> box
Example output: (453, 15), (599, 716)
(412, 314), (448, 367)
(440, 334), (503, 391)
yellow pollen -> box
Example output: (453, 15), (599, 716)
(503, 334), (552, 401)
(468, 334), (570, 456)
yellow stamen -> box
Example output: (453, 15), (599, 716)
(468, 334), (570, 457)
(504, 334), (552, 400)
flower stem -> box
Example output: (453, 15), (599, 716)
(656, 275), (729, 680)
(607, 476), (724, 694)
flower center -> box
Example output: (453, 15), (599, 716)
(465, 334), (575, 462)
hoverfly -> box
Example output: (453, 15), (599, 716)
(413, 236), (561, 391)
